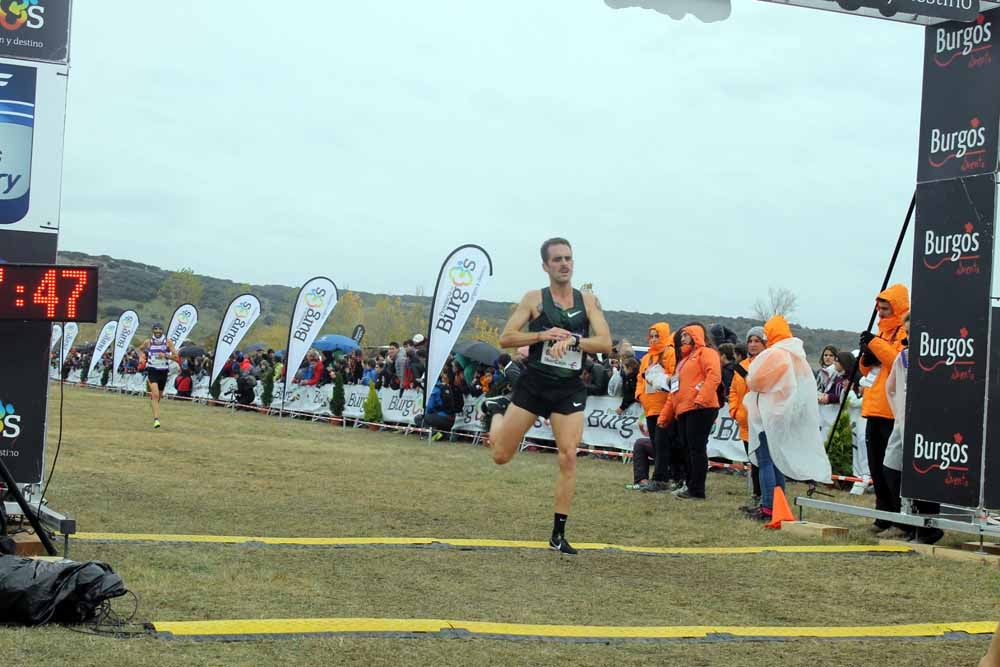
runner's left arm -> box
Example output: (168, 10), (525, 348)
(167, 340), (180, 363)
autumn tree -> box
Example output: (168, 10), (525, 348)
(157, 268), (204, 308)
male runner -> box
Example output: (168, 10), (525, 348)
(138, 323), (179, 429)
(483, 237), (612, 554)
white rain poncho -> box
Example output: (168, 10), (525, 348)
(882, 348), (907, 472)
(743, 316), (832, 483)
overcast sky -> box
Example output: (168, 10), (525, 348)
(59, 1), (927, 330)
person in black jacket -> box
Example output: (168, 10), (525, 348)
(616, 357), (639, 414)
(581, 357), (609, 396)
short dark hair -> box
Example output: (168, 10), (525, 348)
(389, 341), (400, 348)
(718, 342), (736, 362)
(540, 237), (571, 262)
(734, 343), (748, 360)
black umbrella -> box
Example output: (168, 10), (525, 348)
(76, 342), (97, 353)
(453, 340), (501, 366)
(179, 345), (207, 358)
(244, 342), (269, 353)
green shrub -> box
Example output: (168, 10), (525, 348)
(210, 376), (222, 401)
(331, 372), (346, 417)
(362, 382), (382, 423)
(826, 395), (855, 477)
(261, 370), (274, 408)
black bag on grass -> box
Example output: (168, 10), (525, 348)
(0, 555), (127, 625)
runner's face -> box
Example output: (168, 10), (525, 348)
(543, 245), (573, 284)
(152, 327), (163, 337)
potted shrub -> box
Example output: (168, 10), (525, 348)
(210, 375), (222, 402)
(330, 372), (346, 425)
(100, 366), (110, 387)
(362, 382), (382, 431)
(261, 369), (275, 411)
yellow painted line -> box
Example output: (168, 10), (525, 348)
(150, 618), (998, 641)
(74, 532), (914, 555)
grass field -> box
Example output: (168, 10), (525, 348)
(0, 385), (996, 666)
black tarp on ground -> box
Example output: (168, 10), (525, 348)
(0, 555), (127, 625)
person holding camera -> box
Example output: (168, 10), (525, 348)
(858, 284), (909, 536)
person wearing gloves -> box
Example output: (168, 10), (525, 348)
(858, 284), (909, 534)
(730, 326), (766, 512)
(743, 315), (832, 521)
(636, 322), (676, 492)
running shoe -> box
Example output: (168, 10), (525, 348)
(153, 419), (161, 429)
(431, 432), (444, 441)
(548, 536), (578, 555)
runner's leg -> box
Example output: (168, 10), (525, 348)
(549, 411), (583, 515)
(489, 404), (537, 465)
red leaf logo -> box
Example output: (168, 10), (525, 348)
(965, 222), (975, 234)
(977, 13), (986, 24)
(971, 117), (981, 129)
(960, 327), (969, 338)
(954, 433), (964, 444)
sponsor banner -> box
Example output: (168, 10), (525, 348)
(210, 294), (261, 384)
(352, 324), (365, 344)
(282, 277), (338, 403)
(904, 175), (995, 506)
(986, 307), (1000, 508)
(112, 310), (139, 384)
(58, 320), (76, 360)
(167, 303), (198, 349)
(87, 320), (117, 377)
(918, 8), (1000, 183)
(0, 0), (71, 64)
(425, 245), (493, 405)
(48, 321), (59, 351)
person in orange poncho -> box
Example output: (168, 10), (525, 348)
(635, 322), (676, 492)
(858, 284), (909, 534)
(659, 323), (721, 500)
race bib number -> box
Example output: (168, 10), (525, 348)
(541, 340), (582, 370)
(859, 367), (880, 388)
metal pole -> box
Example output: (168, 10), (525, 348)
(0, 459), (57, 556)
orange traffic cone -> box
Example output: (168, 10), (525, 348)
(764, 486), (796, 530)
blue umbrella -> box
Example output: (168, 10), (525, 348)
(312, 334), (360, 353)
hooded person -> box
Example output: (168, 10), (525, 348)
(635, 322), (676, 492)
(744, 315), (832, 520)
(858, 284), (909, 533)
(666, 323), (721, 500)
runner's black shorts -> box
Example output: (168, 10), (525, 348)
(147, 368), (169, 392)
(510, 369), (587, 419)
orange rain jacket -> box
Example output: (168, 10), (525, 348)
(728, 357), (752, 443)
(636, 322), (676, 417)
(860, 284), (909, 420)
(658, 325), (721, 424)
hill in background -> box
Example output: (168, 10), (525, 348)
(57, 251), (857, 362)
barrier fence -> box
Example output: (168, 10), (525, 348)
(56, 367), (871, 480)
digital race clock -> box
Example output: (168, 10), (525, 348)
(0, 264), (98, 322)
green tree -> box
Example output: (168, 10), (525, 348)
(158, 268), (204, 307)
(261, 370), (275, 408)
(826, 395), (855, 477)
(223, 282), (253, 306)
(327, 291), (364, 337)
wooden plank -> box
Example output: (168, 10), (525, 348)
(781, 521), (848, 538)
(12, 532), (45, 557)
(959, 541), (1000, 556)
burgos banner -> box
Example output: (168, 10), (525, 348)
(283, 277), (339, 396)
(210, 294), (261, 384)
(426, 245), (493, 402)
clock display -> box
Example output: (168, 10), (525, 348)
(0, 264), (99, 322)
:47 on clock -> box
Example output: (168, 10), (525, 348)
(0, 264), (99, 322)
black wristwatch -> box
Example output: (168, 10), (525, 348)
(571, 334), (581, 348)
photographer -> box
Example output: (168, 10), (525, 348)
(858, 284), (909, 537)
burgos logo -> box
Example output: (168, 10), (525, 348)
(223, 301), (254, 345)
(177, 310), (193, 325)
(293, 287), (328, 342)
(918, 327), (976, 381)
(304, 288), (325, 309)
(928, 117), (988, 171)
(923, 221), (981, 275)
(448, 260), (475, 287)
(0, 0), (44, 31)
(234, 303), (253, 319)
(436, 259), (478, 334)
(912, 431), (969, 474)
(1, 401), (20, 439)
(935, 13), (992, 69)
